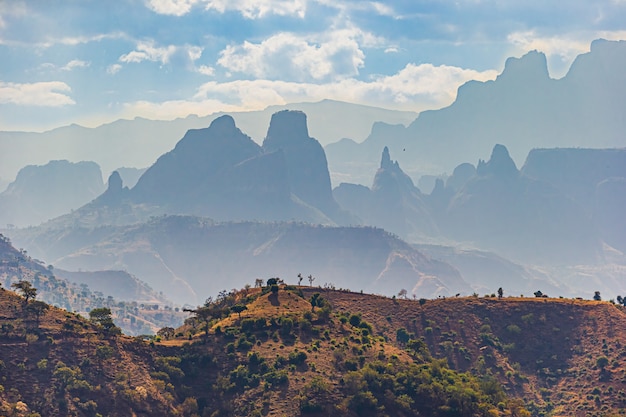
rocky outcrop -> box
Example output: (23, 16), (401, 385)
(333, 147), (438, 239)
(446, 163), (476, 192)
(476, 144), (519, 179)
(262, 110), (344, 221)
(132, 115), (263, 206)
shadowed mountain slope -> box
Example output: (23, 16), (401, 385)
(5, 216), (468, 305)
(443, 145), (602, 265)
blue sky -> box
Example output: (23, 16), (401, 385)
(1, 0), (626, 131)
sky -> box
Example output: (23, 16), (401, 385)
(1, 0), (626, 132)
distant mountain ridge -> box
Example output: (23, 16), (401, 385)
(0, 100), (417, 184)
(6, 216), (469, 305)
(326, 39), (626, 182)
(126, 111), (349, 224)
(0, 160), (105, 228)
(334, 144), (605, 266)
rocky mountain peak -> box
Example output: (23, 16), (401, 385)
(107, 171), (123, 193)
(478, 144), (518, 178)
(262, 110), (340, 219)
(264, 110), (309, 147)
(497, 50), (550, 83)
(380, 146), (393, 170)
(208, 114), (237, 134)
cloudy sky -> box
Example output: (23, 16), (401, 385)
(1, 0), (625, 132)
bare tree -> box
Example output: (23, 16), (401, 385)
(308, 275), (315, 286)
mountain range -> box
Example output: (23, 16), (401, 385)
(7, 216), (468, 306)
(1, 39), (625, 308)
(0, 100), (417, 186)
(325, 39), (626, 182)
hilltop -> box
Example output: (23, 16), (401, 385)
(2, 279), (626, 416)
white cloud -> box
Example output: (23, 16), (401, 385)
(119, 41), (203, 67)
(0, 81), (75, 106)
(204, 0), (307, 18)
(120, 41), (178, 64)
(197, 65), (215, 76)
(113, 62), (497, 123)
(107, 64), (122, 75)
(146, 0), (199, 16)
(193, 63), (497, 110)
(61, 59), (90, 71)
(145, 0), (308, 18)
(217, 29), (377, 81)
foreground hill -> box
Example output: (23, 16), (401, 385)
(3, 283), (626, 416)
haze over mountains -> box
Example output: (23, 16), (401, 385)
(0, 160), (105, 228)
(326, 39), (626, 181)
(0, 100), (417, 186)
(1, 39), (625, 308)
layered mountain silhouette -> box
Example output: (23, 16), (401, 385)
(0, 160), (105, 228)
(442, 145), (603, 265)
(47, 111), (352, 227)
(326, 39), (626, 181)
(131, 111), (353, 223)
(334, 147), (437, 240)
(0, 100), (417, 186)
(8, 216), (469, 305)
(332, 144), (604, 265)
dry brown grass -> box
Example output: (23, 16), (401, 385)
(3, 284), (626, 417)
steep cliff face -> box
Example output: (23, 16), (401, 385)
(262, 110), (342, 219)
(521, 148), (626, 212)
(521, 147), (626, 252)
(369, 147), (438, 238)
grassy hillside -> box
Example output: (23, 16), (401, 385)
(2, 280), (626, 416)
